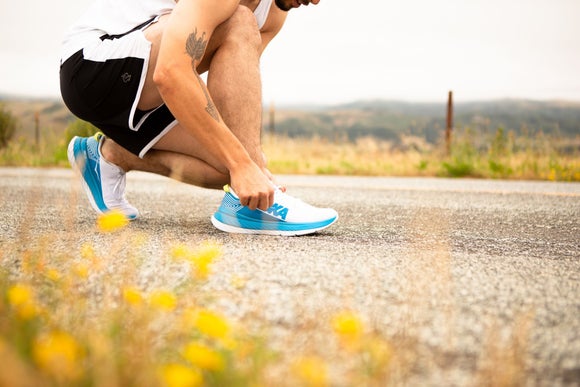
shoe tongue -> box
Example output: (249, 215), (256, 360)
(87, 139), (99, 160)
(225, 185), (239, 199)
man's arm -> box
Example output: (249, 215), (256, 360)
(153, 0), (275, 211)
(259, 4), (288, 53)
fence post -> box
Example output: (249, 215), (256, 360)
(34, 111), (40, 147)
(268, 101), (275, 136)
(446, 91), (453, 155)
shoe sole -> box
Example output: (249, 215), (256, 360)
(210, 214), (338, 236)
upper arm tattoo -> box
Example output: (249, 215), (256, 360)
(185, 29), (220, 122)
(185, 28), (207, 63)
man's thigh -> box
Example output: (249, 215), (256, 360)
(139, 14), (171, 111)
(138, 6), (262, 111)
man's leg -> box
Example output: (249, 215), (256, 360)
(205, 7), (266, 170)
(106, 6), (266, 184)
(75, 7), (263, 219)
(100, 135), (227, 188)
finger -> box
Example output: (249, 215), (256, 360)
(257, 188), (276, 211)
(267, 186), (276, 210)
(237, 191), (251, 207)
(247, 195), (259, 211)
(256, 194), (269, 211)
(268, 189), (275, 208)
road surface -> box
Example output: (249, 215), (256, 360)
(1, 168), (579, 385)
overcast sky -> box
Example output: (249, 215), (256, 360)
(1, 0), (579, 105)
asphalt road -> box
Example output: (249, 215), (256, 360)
(1, 168), (579, 386)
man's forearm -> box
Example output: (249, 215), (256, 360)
(155, 62), (255, 175)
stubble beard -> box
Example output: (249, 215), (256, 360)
(274, 0), (292, 12)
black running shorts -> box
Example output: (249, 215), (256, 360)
(60, 18), (177, 158)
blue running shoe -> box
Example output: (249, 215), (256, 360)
(211, 185), (338, 236)
(68, 133), (139, 220)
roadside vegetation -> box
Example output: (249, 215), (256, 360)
(1, 212), (530, 386)
(1, 99), (578, 181)
(263, 129), (579, 181)
(0, 118), (578, 182)
(0, 101), (580, 181)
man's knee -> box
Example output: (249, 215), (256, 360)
(221, 6), (262, 51)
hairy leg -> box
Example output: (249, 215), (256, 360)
(100, 135), (228, 189)
(205, 6), (266, 169)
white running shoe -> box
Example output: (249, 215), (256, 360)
(67, 133), (139, 219)
(211, 185), (338, 236)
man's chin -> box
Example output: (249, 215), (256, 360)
(274, 0), (292, 12)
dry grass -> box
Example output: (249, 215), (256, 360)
(262, 133), (580, 181)
(0, 126), (578, 181)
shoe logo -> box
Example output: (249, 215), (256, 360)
(265, 203), (288, 221)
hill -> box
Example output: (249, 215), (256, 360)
(0, 97), (75, 139)
(270, 99), (580, 143)
(2, 96), (580, 145)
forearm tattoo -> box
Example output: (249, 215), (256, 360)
(185, 29), (220, 122)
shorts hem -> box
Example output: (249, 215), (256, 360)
(138, 120), (179, 158)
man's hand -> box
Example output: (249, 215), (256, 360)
(230, 161), (275, 211)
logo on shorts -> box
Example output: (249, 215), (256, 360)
(121, 73), (132, 83)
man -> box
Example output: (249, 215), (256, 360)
(60, 0), (338, 236)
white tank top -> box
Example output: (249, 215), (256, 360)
(254, 0), (273, 29)
(62, 0), (273, 62)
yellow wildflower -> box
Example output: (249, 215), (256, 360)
(73, 262), (90, 279)
(122, 287), (143, 306)
(191, 241), (222, 280)
(149, 290), (177, 311)
(170, 241), (222, 279)
(193, 241), (222, 263)
(45, 268), (62, 282)
(183, 342), (224, 371)
(230, 275), (247, 290)
(171, 244), (192, 261)
(331, 311), (364, 348)
(366, 338), (393, 370)
(7, 284), (33, 307)
(219, 336), (238, 351)
(7, 284), (38, 319)
(96, 210), (129, 233)
(194, 309), (230, 340)
(160, 363), (202, 387)
(80, 243), (96, 260)
(293, 356), (328, 387)
(192, 259), (211, 280)
(33, 331), (83, 381)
